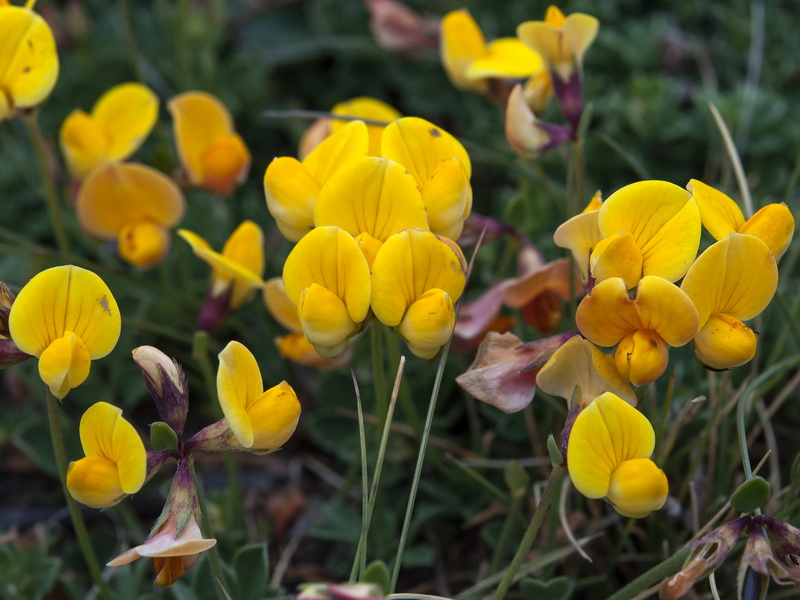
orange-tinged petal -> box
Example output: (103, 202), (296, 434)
(77, 162), (185, 238)
(553, 209), (601, 281)
(314, 157), (428, 241)
(382, 116), (472, 183)
(298, 283), (356, 358)
(371, 228), (466, 327)
(465, 37), (543, 80)
(275, 332), (352, 370)
(303, 119), (370, 185)
(606, 458), (668, 518)
(692, 313), (757, 370)
(59, 110), (108, 180)
(584, 190), (603, 212)
(282, 226), (372, 324)
(680, 233), (778, 326)
(39, 331), (90, 399)
(544, 6), (565, 27)
(263, 278), (301, 332)
(568, 392), (655, 499)
(246, 381), (301, 451)
(634, 276), (699, 346)
(614, 330), (669, 387)
(422, 157), (472, 239)
(589, 231), (643, 288)
(0, 7), (58, 115)
(599, 180), (701, 283)
(118, 220), (170, 269)
(687, 179), (744, 240)
(575, 277), (640, 346)
(397, 288), (455, 359)
(739, 203), (795, 258)
(331, 97), (401, 156)
(168, 91), (233, 186)
(217, 341), (263, 448)
(200, 133), (251, 196)
(535, 336), (636, 408)
(263, 157), (319, 241)
(67, 455), (123, 508)
(9, 265), (121, 359)
(440, 9), (488, 92)
(92, 82), (159, 161)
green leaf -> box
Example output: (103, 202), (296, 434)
(519, 576), (575, 600)
(150, 421), (178, 451)
(361, 560), (391, 595)
(547, 434), (563, 466)
(232, 543), (269, 600)
(730, 476), (771, 514)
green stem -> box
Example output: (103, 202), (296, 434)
(188, 458), (230, 600)
(491, 466), (566, 600)
(488, 494), (523, 575)
(45, 388), (114, 600)
(119, 0), (144, 82)
(605, 547), (691, 600)
(23, 112), (70, 254)
(350, 371), (370, 583)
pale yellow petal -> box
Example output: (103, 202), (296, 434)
(553, 209), (602, 281)
(687, 179), (744, 240)
(465, 37), (543, 80)
(263, 278), (301, 332)
(562, 13), (599, 66)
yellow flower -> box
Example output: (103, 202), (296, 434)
(217, 340), (301, 450)
(568, 392), (668, 518)
(283, 226), (372, 357)
(440, 9), (544, 94)
(681, 233), (778, 369)
(688, 179), (795, 259)
(381, 116), (472, 240)
(553, 191), (604, 281)
(371, 228), (466, 358)
(265, 120), (369, 241)
(517, 6), (598, 81)
(536, 336), (636, 409)
(178, 220), (264, 314)
(0, 3), (59, 121)
(314, 156), (429, 266)
(76, 162), (185, 269)
(168, 91), (251, 196)
(576, 276), (699, 386)
(59, 82), (158, 180)
(504, 83), (570, 159)
(66, 402), (146, 508)
(8, 265), (121, 399)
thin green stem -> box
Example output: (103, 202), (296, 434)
(491, 466), (566, 600)
(119, 0), (144, 82)
(350, 371), (370, 583)
(708, 101), (753, 218)
(23, 112), (70, 254)
(605, 547), (692, 600)
(45, 388), (114, 600)
(189, 458), (230, 600)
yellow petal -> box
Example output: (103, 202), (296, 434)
(606, 458), (668, 518)
(381, 116), (472, 184)
(516, 21), (561, 67)
(421, 157), (472, 239)
(589, 231), (643, 288)
(598, 181), (701, 283)
(263, 277), (301, 332)
(110, 412), (146, 494)
(67, 455), (124, 508)
(692, 313), (757, 370)
(263, 157), (319, 242)
(584, 190), (603, 212)
(168, 91), (233, 186)
(680, 233), (778, 326)
(553, 209), (602, 281)
(686, 179), (744, 240)
(303, 119), (370, 185)
(275, 332), (351, 370)
(118, 220), (170, 269)
(634, 276), (699, 346)
(77, 162), (185, 238)
(92, 82), (159, 161)
(575, 277), (640, 346)
(39, 332), (90, 399)
(331, 97), (401, 156)
(535, 336), (636, 408)
(739, 203), (795, 259)
(314, 157), (428, 241)
(568, 392), (655, 499)
(355, 232), (384, 269)
(522, 68), (553, 115)
(298, 283), (356, 358)
(246, 381), (301, 451)
(9, 265), (121, 359)
(561, 13), (600, 67)
(465, 37), (543, 80)
(440, 9), (489, 92)
(282, 226), (372, 324)
(371, 228), (466, 327)
(217, 341), (263, 448)
(397, 289), (455, 359)
(0, 7), (58, 116)
(59, 110), (109, 180)
(199, 133), (251, 196)
(614, 330), (669, 387)
(544, 6), (565, 27)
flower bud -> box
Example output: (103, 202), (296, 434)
(133, 346), (188, 436)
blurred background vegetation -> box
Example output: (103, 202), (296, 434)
(2, 0), (800, 598)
